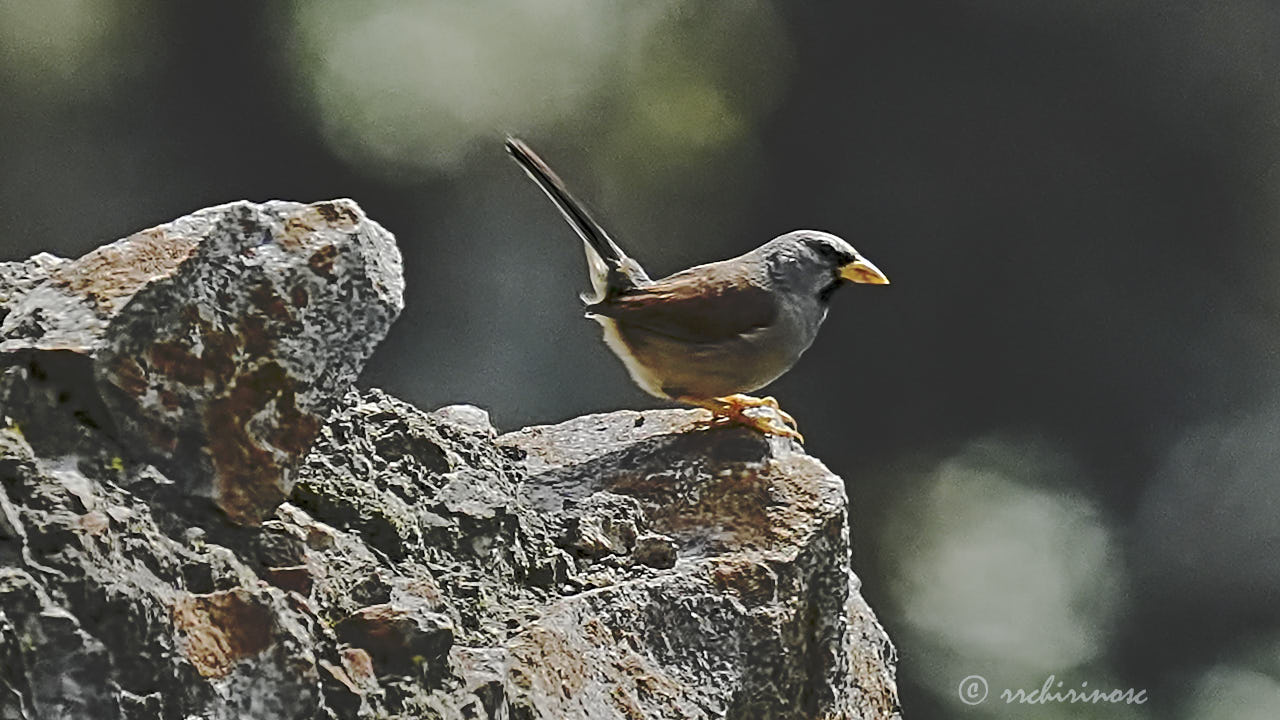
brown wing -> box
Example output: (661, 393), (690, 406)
(586, 259), (777, 344)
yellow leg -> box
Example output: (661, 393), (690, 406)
(679, 395), (804, 443)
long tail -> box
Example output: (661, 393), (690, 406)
(505, 137), (647, 301)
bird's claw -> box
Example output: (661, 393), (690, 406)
(690, 413), (804, 443)
(749, 415), (804, 443)
(688, 395), (805, 444)
(724, 394), (800, 430)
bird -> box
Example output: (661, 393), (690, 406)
(505, 137), (888, 443)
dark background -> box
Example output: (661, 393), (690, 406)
(4, 2), (1278, 716)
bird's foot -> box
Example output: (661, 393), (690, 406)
(722, 394), (798, 430)
(682, 395), (804, 443)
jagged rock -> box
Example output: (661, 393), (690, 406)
(0, 384), (899, 719)
(0, 203), (898, 719)
(0, 200), (404, 524)
(0, 254), (69, 327)
(632, 532), (677, 569)
(335, 602), (456, 674)
(560, 491), (643, 559)
(500, 410), (900, 719)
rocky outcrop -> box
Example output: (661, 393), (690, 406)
(0, 199), (404, 525)
(0, 202), (899, 719)
(500, 411), (900, 719)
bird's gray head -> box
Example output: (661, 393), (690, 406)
(762, 230), (889, 304)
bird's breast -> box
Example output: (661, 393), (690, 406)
(594, 302), (826, 400)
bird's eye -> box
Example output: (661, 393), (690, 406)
(804, 238), (849, 265)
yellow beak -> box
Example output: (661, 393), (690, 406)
(839, 257), (890, 285)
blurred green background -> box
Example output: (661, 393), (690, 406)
(3, 1), (1280, 717)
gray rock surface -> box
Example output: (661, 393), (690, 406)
(1, 200), (404, 524)
(0, 254), (69, 327)
(0, 202), (899, 719)
(502, 411), (900, 719)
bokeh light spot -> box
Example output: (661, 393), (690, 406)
(884, 438), (1125, 701)
(0, 0), (145, 101)
(287, 0), (790, 178)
